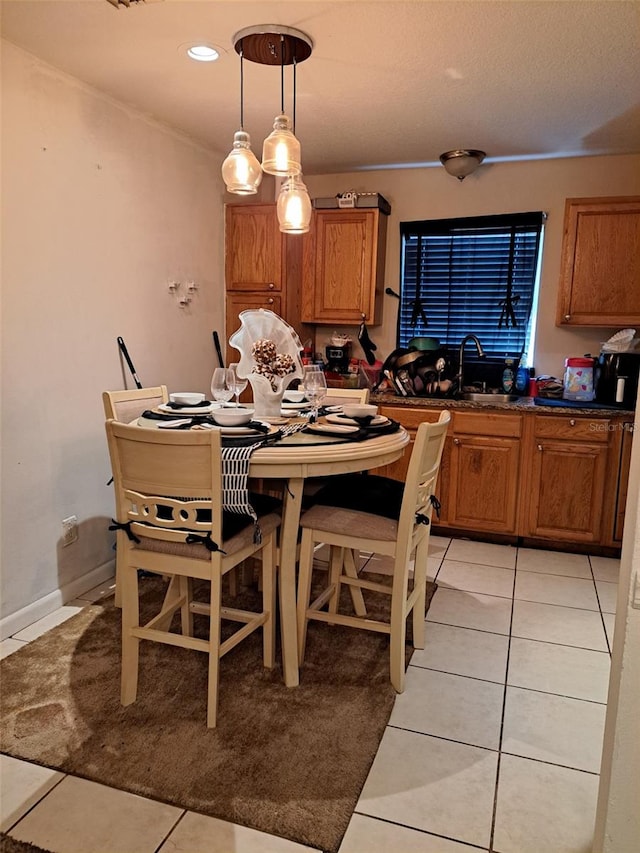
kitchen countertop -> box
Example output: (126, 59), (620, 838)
(371, 392), (635, 417)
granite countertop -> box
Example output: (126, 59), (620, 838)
(371, 392), (635, 417)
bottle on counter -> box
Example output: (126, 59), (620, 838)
(527, 368), (539, 397)
(502, 358), (515, 393)
(515, 356), (529, 394)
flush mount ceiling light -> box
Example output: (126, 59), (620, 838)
(221, 24), (313, 233)
(439, 149), (487, 181)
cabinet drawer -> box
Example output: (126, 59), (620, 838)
(533, 415), (610, 442)
(452, 411), (522, 438)
(227, 280), (282, 294)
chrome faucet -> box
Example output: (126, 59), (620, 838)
(457, 335), (486, 392)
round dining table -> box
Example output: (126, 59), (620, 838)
(248, 426), (410, 686)
(136, 415), (409, 688)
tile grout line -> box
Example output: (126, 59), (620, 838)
(487, 551), (518, 853)
(351, 811), (490, 851)
(2, 769), (68, 836)
(589, 555), (614, 657)
(153, 809), (189, 853)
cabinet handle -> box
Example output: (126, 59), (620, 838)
(569, 419), (576, 426)
(268, 282), (275, 290)
(537, 444), (543, 451)
(453, 438), (461, 446)
(267, 297), (274, 305)
(564, 314), (571, 321)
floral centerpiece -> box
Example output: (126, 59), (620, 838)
(229, 309), (304, 417)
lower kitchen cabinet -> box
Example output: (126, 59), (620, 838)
(447, 411), (521, 535)
(377, 401), (630, 552)
(520, 414), (619, 547)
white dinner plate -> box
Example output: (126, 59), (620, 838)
(158, 402), (217, 415)
(222, 422), (273, 435)
(281, 400), (310, 410)
(325, 413), (389, 427)
(306, 422), (359, 435)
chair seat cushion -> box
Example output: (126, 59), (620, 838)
(300, 504), (399, 541)
(136, 511), (281, 560)
(310, 473), (404, 521)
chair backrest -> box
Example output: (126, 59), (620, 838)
(103, 386), (169, 423)
(396, 411), (450, 548)
(105, 420), (223, 544)
(323, 387), (370, 407)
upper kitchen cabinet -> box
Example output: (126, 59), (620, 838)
(225, 203), (283, 292)
(301, 207), (389, 325)
(225, 203), (309, 363)
(556, 196), (640, 326)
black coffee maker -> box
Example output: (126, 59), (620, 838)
(594, 351), (640, 408)
(325, 343), (351, 372)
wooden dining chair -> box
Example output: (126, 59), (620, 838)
(103, 386), (170, 605)
(322, 387), (370, 407)
(296, 411), (450, 692)
(105, 420), (280, 728)
(102, 385), (169, 422)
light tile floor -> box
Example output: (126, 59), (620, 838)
(0, 538), (617, 852)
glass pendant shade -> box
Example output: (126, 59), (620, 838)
(222, 131), (262, 195)
(262, 115), (301, 176)
(277, 174), (312, 234)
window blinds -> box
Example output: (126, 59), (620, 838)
(399, 212), (545, 358)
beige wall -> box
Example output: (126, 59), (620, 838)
(1, 42), (226, 630)
(304, 156), (640, 376)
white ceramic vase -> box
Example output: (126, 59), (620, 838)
(247, 374), (285, 418)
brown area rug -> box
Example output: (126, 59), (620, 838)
(0, 834), (53, 853)
(0, 574), (436, 853)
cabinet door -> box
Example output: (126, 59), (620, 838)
(225, 204), (283, 291)
(613, 425), (633, 543)
(526, 440), (608, 543)
(556, 196), (640, 326)
(302, 209), (386, 324)
(448, 436), (520, 533)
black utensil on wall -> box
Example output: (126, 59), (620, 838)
(212, 331), (225, 367)
(117, 336), (142, 388)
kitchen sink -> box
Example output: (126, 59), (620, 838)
(459, 393), (521, 403)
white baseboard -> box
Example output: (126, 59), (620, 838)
(0, 558), (116, 641)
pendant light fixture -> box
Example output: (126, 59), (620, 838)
(221, 42), (262, 195)
(226, 25), (313, 232)
(277, 173), (312, 234)
(261, 34), (301, 176)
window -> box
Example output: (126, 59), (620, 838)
(398, 212), (545, 364)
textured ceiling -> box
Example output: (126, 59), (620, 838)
(2, 0), (639, 174)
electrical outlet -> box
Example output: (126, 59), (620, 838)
(62, 516), (78, 547)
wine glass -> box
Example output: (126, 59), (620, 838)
(302, 365), (327, 422)
(211, 368), (234, 405)
(228, 363), (248, 407)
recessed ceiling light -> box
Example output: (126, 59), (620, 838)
(186, 44), (220, 62)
